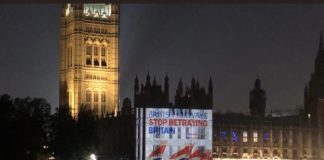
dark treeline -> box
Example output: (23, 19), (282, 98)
(0, 94), (99, 160)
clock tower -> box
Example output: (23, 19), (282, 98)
(59, 3), (119, 118)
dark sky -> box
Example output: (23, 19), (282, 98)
(0, 4), (323, 114)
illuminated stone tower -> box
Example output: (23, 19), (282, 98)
(59, 4), (119, 118)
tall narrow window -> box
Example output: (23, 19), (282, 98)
(101, 92), (106, 103)
(231, 130), (239, 143)
(263, 131), (269, 143)
(94, 46), (98, 56)
(94, 46), (99, 66)
(220, 129), (227, 142)
(253, 131), (258, 142)
(243, 131), (248, 142)
(94, 91), (98, 102)
(86, 45), (92, 65)
(101, 47), (107, 66)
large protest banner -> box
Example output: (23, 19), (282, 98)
(136, 108), (212, 160)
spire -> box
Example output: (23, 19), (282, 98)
(134, 74), (139, 95)
(304, 84), (308, 97)
(164, 73), (169, 102)
(177, 78), (183, 96)
(153, 75), (157, 86)
(255, 76), (261, 89)
(135, 74), (139, 83)
(209, 76), (213, 87)
(191, 74), (195, 89)
(196, 79), (200, 89)
(208, 76), (213, 108)
(320, 32), (323, 51)
(250, 77), (266, 117)
(145, 71), (151, 87)
(164, 73), (169, 83)
(208, 76), (213, 92)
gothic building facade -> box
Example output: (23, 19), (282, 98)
(212, 34), (324, 160)
(133, 73), (213, 110)
(134, 73), (170, 108)
(59, 4), (119, 118)
(304, 33), (324, 126)
(174, 77), (213, 109)
(303, 33), (324, 159)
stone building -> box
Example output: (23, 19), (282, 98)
(174, 77), (213, 109)
(59, 3), (119, 118)
(303, 33), (324, 159)
(134, 73), (170, 108)
(212, 34), (324, 159)
(212, 111), (314, 159)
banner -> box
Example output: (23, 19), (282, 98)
(138, 108), (212, 160)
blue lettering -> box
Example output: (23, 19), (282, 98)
(148, 127), (176, 135)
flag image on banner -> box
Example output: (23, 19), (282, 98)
(189, 148), (212, 160)
(201, 150), (212, 160)
(189, 148), (203, 160)
(148, 141), (167, 160)
(170, 144), (193, 160)
(137, 108), (212, 160)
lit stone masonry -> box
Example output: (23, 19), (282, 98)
(59, 3), (119, 118)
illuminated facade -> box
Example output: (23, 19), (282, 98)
(59, 3), (119, 117)
(213, 112), (315, 159)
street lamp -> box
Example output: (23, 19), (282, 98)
(90, 153), (97, 160)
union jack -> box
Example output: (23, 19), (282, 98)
(170, 144), (193, 160)
(148, 142), (167, 160)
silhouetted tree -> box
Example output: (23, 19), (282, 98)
(50, 105), (99, 160)
(73, 105), (99, 159)
(0, 95), (51, 160)
(50, 106), (77, 160)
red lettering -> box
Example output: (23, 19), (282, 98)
(149, 119), (153, 125)
(203, 120), (207, 126)
(163, 119), (167, 125)
(187, 120), (192, 126)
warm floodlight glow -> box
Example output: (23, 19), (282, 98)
(83, 4), (112, 18)
(65, 4), (71, 16)
(90, 153), (97, 160)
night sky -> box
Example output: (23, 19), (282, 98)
(0, 4), (324, 114)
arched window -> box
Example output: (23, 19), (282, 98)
(101, 46), (107, 66)
(94, 91), (98, 102)
(101, 92), (106, 103)
(94, 46), (99, 66)
(86, 45), (92, 65)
